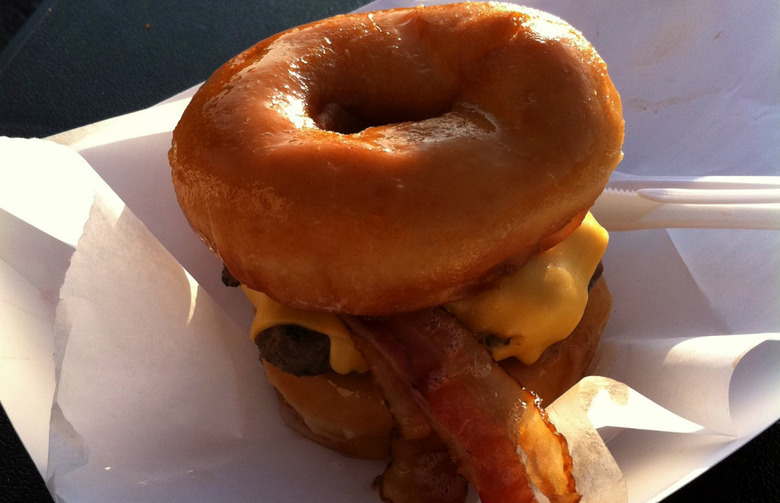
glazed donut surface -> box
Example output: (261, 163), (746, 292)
(170, 2), (624, 315)
(263, 361), (395, 459)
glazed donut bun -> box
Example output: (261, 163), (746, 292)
(262, 277), (612, 460)
(263, 362), (395, 460)
(169, 1), (624, 316)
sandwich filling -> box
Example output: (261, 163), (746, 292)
(243, 212), (608, 373)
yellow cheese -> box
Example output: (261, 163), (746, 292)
(242, 286), (369, 375)
(242, 212), (608, 374)
(446, 212), (608, 365)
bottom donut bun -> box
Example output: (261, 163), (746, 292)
(263, 360), (395, 459)
(261, 277), (612, 460)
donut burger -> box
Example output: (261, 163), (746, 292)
(169, 3), (624, 503)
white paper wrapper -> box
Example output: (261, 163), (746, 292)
(2, 1), (779, 502)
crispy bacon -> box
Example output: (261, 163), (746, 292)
(345, 308), (580, 503)
(349, 317), (433, 441)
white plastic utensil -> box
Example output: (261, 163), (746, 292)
(592, 173), (780, 231)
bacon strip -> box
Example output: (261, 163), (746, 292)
(349, 317), (432, 441)
(345, 308), (580, 503)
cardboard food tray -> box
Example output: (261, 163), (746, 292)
(1, 1), (778, 502)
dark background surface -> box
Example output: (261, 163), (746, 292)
(1, 1), (778, 502)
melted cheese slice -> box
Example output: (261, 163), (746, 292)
(446, 212), (608, 365)
(242, 286), (369, 375)
(243, 212), (608, 374)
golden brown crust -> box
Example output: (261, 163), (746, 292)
(169, 2), (624, 315)
(263, 277), (612, 459)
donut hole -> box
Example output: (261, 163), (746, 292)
(312, 99), (453, 135)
